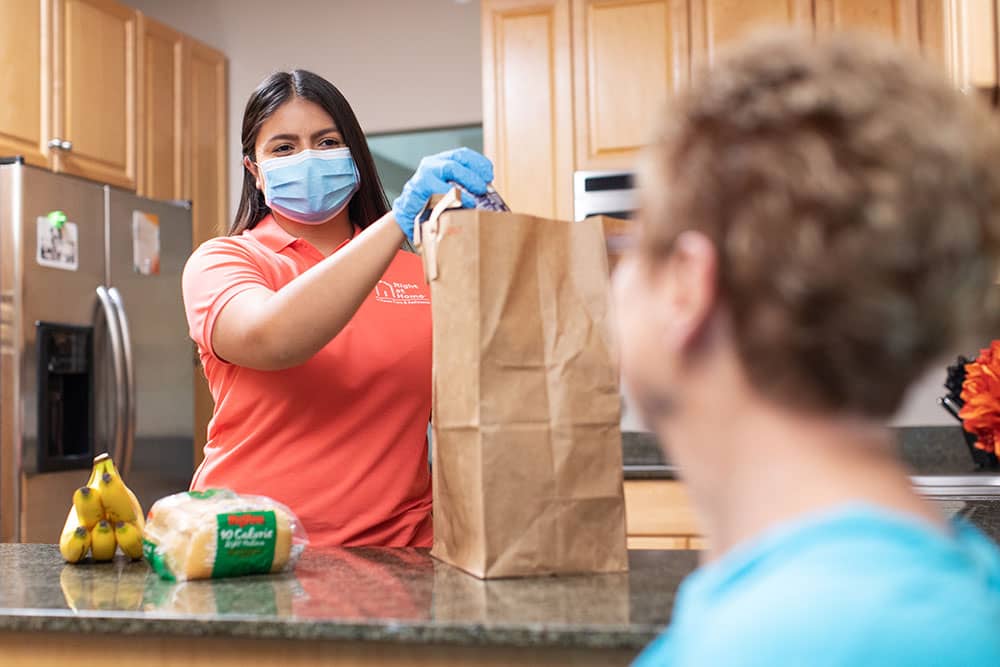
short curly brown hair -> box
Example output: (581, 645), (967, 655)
(640, 30), (1000, 418)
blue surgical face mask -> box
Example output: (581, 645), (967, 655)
(258, 147), (360, 224)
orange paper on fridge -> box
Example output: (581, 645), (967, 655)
(417, 189), (628, 579)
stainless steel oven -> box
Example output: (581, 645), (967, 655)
(573, 170), (637, 221)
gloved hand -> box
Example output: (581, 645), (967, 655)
(392, 147), (494, 240)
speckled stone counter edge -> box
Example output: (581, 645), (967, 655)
(0, 611), (662, 650)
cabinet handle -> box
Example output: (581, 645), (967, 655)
(47, 139), (73, 151)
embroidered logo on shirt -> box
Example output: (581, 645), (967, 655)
(375, 280), (430, 305)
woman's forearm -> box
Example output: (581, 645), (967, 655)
(213, 214), (408, 369)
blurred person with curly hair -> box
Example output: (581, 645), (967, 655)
(616, 30), (1000, 666)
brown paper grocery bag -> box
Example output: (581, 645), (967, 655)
(419, 194), (628, 579)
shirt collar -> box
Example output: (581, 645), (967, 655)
(247, 214), (361, 255)
(248, 214), (298, 253)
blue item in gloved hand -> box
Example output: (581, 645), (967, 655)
(392, 147), (494, 240)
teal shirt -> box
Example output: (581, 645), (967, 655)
(634, 505), (1000, 666)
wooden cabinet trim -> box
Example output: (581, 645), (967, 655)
(628, 535), (690, 549)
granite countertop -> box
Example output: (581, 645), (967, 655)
(622, 426), (1000, 479)
(3, 500), (998, 648)
(0, 546), (697, 650)
(934, 498), (1000, 542)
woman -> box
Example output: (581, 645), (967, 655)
(181, 70), (493, 548)
(616, 32), (1000, 665)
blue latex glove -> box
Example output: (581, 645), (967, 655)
(392, 147), (495, 240)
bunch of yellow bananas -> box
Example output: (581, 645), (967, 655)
(58, 453), (145, 563)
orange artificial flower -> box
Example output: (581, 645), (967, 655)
(960, 340), (1000, 456)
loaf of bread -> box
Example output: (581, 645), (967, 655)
(142, 489), (307, 581)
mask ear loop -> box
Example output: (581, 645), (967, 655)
(247, 156), (271, 215)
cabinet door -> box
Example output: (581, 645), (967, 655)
(53, 0), (137, 189)
(691, 0), (813, 66)
(137, 14), (183, 200)
(921, 0), (997, 91)
(0, 0), (48, 167)
(482, 0), (574, 220)
(572, 0), (689, 171)
(184, 38), (227, 245)
(184, 38), (227, 467)
(813, 0), (921, 50)
(623, 480), (702, 536)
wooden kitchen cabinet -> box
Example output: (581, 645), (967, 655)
(1, 0), (232, 211)
(184, 39), (228, 245)
(624, 479), (703, 549)
(137, 14), (184, 200)
(571, 0), (690, 171)
(813, 1), (998, 91)
(483, 0), (998, 224)
(0, 0), (49, 167)
(136, 18), (228, 239)
(184, 38), (227, 467)
(51, 0), (137, 190)
(1, 0), (225, 472)
(481, 0), (574, 220)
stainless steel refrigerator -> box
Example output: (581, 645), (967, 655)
(0, 159), (194, 543)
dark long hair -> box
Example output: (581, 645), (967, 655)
(231, 70), (389, 235)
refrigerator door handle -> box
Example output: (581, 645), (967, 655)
(95, 286), (126, 467)
(107, 287), (136, 479)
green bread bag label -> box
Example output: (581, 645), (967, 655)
(143, 538), (175, 582)
(212, 511), (277, 578)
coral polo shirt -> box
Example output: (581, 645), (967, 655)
(181, 214), (433, 549)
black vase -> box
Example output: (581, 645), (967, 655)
(962, 428), (1000, 470)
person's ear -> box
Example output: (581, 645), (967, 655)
(243, 155), (262, 191)
(657, 231), (719, 352)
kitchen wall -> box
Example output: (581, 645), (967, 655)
(123, 0), (482, 223)
(894, 363), (962, 427)
(620, 367), (960, 432)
